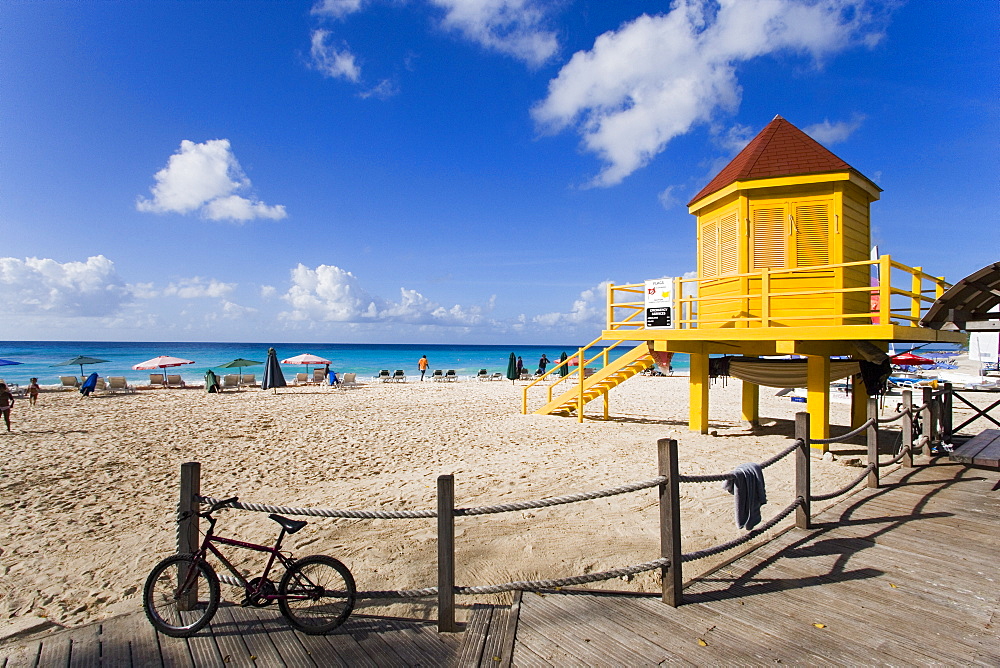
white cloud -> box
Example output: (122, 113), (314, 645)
(260, 285), (278, 299)
(533, 281), (611, 328)
(162, 278), (235, 299)
(804, 114), (866, 144)
(280, 263), (487, 326)
(658, 185), (681, 210)
(0, 255), (131, 316)
(429, 0), (559, 66)
(533, 0), (888, 187)
(220, 300), (258, 319)
(310, 29), (362, 82)
(136, 139), (287, 223)
(311, 0), (365, 19)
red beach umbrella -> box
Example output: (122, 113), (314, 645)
(133, 355), (196, 382)
(889, 352), (935, 366)
(280, 353), (333, 375)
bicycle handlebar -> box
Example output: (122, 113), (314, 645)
(204, 496), (239, 515)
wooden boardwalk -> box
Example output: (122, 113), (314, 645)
(3, 461), (997, 666)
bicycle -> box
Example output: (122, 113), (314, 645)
(143, 496), (356, 637)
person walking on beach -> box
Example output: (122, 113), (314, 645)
(418, 354), (429, 381)
(0, 382), (14, 431)
(27, 378), (40, 406)
(516, 356), (524, 377)
(537, 354), (550, 375)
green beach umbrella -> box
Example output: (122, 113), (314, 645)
(51, 355), (110, 378)
(506, 352), (518, 383)
(217, 357), (262, 382)
(559, 351), (569, 377)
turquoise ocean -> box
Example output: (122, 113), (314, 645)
(0, 341), (691, 387)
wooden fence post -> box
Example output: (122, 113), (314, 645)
(901, 390), (913, 468)
(942, 383), (953, 444)
(437, 475), (457, 632)
(658, 438), (682, 607)
(794, 413), (811, 529)
(178, 462), (201, 611)
(867, 398), (879, 488)
(921, 387), (934, 456)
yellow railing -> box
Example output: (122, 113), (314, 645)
(520, 335), (632, 416)
(607, 256), (948, 330)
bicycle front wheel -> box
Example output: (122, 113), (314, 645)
(278, 555), (355, 634)
(143, 554), (220, 637)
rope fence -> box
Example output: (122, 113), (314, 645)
(175, 388), (945, 630)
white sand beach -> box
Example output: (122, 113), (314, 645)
(0, 375), (993, 639)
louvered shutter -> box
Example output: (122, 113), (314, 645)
(751, 206), (786, 270)
(793, 202), (831, 267)
(700, 219), (718, 277)
(718, 212), (739, 275)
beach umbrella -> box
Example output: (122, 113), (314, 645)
(51, 355), (110, 379)
(0, 359), (23, 368)
(559, 351), (569, 377)
(262, 348), (287, 391)
(204, 369), (220, 394)
(506, 352), (517, 383)
(217, 358), (262, 382)
(280, 353), (332, 375)
(890, 352), (935, 366)
(133, 355), (195, 383)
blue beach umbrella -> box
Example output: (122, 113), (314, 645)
(0, 359), (22, 368)
(262, 348), (287, 392)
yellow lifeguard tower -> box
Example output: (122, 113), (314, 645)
(523, 116), (964, 448)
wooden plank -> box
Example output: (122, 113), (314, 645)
(457, 604), (492, 666)
(498, 591), (522, 668)
(382, 618), (459, 665)
(97, 616), (134, 668)
(66, 624), (101, 668)
(204, 605), (254, 667)
(337, 617), (408, 667)
(244, 607), (316, 668)
(178, 610), (222, 667)
(283, 629), (349, 668)
(0, 642), (40, 668)
(121, 612), (164, 668)
(318, 622), (379, 668)
(480, 605), (510, 667)
(154, 631), (195, 668)
(218, 605), (283, 666)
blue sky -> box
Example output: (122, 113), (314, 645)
(1, 0), (996, 344)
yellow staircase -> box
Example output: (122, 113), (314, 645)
(524, 342), (653, 417)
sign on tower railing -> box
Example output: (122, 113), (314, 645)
(644, 278), (675, 329)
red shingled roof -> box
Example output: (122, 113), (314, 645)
(688, 116), (873, 206)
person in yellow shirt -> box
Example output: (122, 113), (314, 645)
(418, 354), (429, 381)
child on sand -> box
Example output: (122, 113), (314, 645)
(27, 377), (40, 406)
(0, 382), (13, 431)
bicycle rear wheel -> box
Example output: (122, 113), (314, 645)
(143, 554), (220, 637)
(278, 555), (355, 634)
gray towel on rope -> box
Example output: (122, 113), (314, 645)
(722, 463), (767, 530)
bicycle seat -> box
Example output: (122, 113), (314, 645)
(269, 513), (307, 534)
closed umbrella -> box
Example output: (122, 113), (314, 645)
(52, 355), (110, 379)
(217, 358), (262, 383)
(204, 369), (220, 394)
(506, 352), (518, 383)
(559, 351), (569, 377)
(262, 348), (286, 392)
(133, 355), (195, 384)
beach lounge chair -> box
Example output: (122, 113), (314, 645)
(489, 372), (502, 381)
(392, 369), (406, 382)
(107, 377), (134, 394)
(431, 369), (444, 381)
(341, 372), (357, 388)
(313, 369), (327, 384)
(166, 375), (185, 388)
(295, 372), (309, 385)
(222, 374), (241, 391)
(377, 370), (391, 382)
(444, 370), (458, 382)
(148, 374), (166, 388)
(94, 377), (106, 392)
(60, 376), (80, 390)
(476, 369), (488, 381)
(240, 374), (257, 388)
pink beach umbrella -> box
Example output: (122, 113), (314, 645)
(133, 355), (195, 383)
(280, 353), (333, 375)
